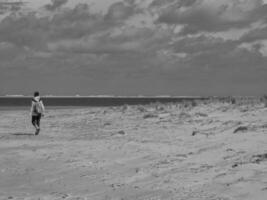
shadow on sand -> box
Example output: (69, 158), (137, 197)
(11, 132), (34, 136)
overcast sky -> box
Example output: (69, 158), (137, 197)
(0, 0), (267, 96)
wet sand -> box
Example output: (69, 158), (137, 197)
(0, 100), (267, 200)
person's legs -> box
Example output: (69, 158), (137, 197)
(32, 116), (38, 128)
(32, 115), (40, 135)
(35, 114), (41, 135)
(36, 114), (41, 128)
(31, 116), (35, 127)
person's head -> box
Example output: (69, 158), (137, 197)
(34, 91), (40, 97)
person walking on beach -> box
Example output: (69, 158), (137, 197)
(30, 91), (45, 135)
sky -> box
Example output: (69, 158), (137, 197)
(0, 0), (267, 96)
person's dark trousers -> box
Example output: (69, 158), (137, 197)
(32, 114), (41, 129)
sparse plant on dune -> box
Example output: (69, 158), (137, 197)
(191, 100), (197, 107)
(230, 97), (236, 105)
(263, 95), (267, 107)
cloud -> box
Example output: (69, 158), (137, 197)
(45, 0), (68, 11)
(1, 0), (267, 95)
(0, 0), (146, 50)
(49, 4), (109, 40)
(167, 34), (267, 75)
(240, 26), (267, 43)
(150, 0), (195, 9)
(171, 35), (237, 54)
(0, 1), (27, 14)
(0, 3), (127, 49)
(0, 14), (49, 49)
(154, 0), (267, 35)
(48, 26), (171, 55)
(105, 0), (140, 21)
(0, 42), (23, 61)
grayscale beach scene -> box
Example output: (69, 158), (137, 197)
(1, 0), (267, 200)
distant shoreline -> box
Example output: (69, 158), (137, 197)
(0, 96), (212, 107)
(0, 96), (261, 107)
(1, 95), (206, 98)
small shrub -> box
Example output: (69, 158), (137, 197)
(143, 113), (158, 119)
(233, 126), (248, 134)
(264, 95), (267, 107)
(137, 106), (146, 112)
(179, 112), (191, 119)
(231, 97), (236, 104)
(191, 100), (197, 107)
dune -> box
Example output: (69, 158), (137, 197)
(0, 99), (267, 200)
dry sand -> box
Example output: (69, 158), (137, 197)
(0, 100), (267, 200)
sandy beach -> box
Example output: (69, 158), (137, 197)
(0, 100), (267, 200)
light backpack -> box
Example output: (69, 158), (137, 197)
(33, 99), (43, 114)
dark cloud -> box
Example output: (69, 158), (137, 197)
(150, 0), (196, 9)
(45, 0), (68, 11)
(240, 26), (267, 43)
(154, 0), (267, 35)
(172, 35), (237, 54)
(50, 4), (109, 40)
(105, 0), (140, 21)
(0, 3), (129, 49)
(0, 13), (49, 49)
(0, 1), (27, 14)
